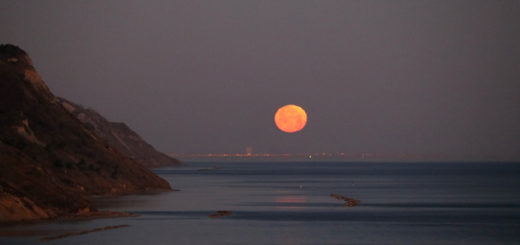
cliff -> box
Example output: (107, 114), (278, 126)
(0, 44), (171, 223)
(57, 98), (181, 168)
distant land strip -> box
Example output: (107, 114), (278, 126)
(169, 153), (510, 161)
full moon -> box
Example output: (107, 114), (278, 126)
(274, 104), (308, 133)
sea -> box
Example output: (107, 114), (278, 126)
(1, 161), (520, 245)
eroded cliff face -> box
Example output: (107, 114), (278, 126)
(57, 98), (181, 168)
(0, 44), (171, 223)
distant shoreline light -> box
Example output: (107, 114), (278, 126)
(168, 153), (511, 162)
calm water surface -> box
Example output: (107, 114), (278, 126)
(2, 162), (520, 244)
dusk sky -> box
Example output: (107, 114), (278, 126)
(2, 1), (519, 160)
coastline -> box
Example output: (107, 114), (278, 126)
(0, 210), (137, 230)
(0, 212), (135, 241)
(0, 187), (177, 227)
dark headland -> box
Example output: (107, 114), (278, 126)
(56, 97), (182, 168)
(0, 44), (175, 223)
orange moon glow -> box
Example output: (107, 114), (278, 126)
(274, 104), (307, 133)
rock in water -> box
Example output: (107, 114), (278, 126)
(0, 44), (171, 223)
(209, 211), (233, 218)
(330, 193), (360, 207)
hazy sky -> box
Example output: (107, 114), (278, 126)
(2, 1), (519, 160)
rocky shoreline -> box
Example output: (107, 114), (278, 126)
(0, 44), (173, 224)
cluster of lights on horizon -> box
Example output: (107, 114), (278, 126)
(168, 152), (500, 161)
